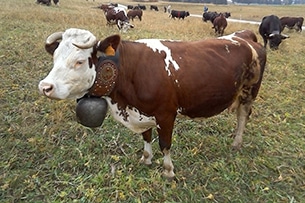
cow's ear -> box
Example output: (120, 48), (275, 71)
(45, 42), (60, 55)
(96, 35), (121, 56)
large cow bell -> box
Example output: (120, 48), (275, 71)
(76, 97), (108, 128)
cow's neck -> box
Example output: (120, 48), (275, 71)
(88, 51), (120, 97)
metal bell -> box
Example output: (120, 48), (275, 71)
(76, 97), (108, 128)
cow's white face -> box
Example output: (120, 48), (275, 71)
(39, 29), (97, 100)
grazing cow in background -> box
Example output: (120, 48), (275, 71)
(203, 11), (218, 23)
(137, 4), (146, 10)
(203, 11), (230, 23)
(212, 13), (227, 36)
(36, 0), (51, 6)
(39, 28), (266, 178)
(259, 15), (289, 50)
(127, 5), (134, 9)
(53, 0), (59, 5)
(280, 17), (304, 32)
(127, 9), (143, 21)
(150, 5), (158, 11)
(170, 10), (190, 20)
(105, 8), (134, 32)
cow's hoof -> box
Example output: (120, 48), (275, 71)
(231, 142), (242, 151)
(139, 155), (152, 165)
(162, 168), (175, 179)
(162, 171), (175, 181)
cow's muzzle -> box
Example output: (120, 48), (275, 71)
(38, 81), (54, 97)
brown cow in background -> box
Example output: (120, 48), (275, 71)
(212, 13), (227, 36)
(127, 9), (143, 21)
(280, 16), (304, 32)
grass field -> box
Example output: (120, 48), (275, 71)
(1, 0), (305, 202)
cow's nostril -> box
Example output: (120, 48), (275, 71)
(43, 85), (53, 93)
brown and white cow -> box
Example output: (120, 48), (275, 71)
(280, 16), (304, 32)
(39, 28), (266, 178)
(104, 7), (134, 32)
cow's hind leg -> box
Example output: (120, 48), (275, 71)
(140, 129), (153, 165)
(232, 100), (252, 150)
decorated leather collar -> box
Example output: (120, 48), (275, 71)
(88, 48), (119, 97)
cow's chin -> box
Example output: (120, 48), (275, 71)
(65, 91), (88, 100)
(45, 90), (88, 101)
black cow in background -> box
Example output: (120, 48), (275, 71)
(36, 0), (59, 6)
(150, 5), (158, 11)
(259, 15), (289, 50)
(170, 10), (190, 20)
(203, 11), (230, 23)
(36, 0), (51, 6)
(137, 4), (146, 10)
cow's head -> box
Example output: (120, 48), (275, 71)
(268, 33), (289, 50)
(38, 28), (121, 100)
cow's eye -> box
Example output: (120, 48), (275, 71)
(75, 60), (85, 68)
(76, 61), (83, 65)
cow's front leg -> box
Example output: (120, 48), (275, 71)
(140, 129), (153, 165)
(162, 148), (174, 178)
(232, 102), (252, 150)
(157, 117), (176, 178)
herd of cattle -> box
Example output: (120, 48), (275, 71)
(37, 2), (303, 178)
(96, 3), (194, 32)
(95, 2), (303, 50)
(35, 1), (304, 48)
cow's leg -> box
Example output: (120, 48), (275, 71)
(156, 115), (176, 178)
(140, 129), (153, 165)
(232, 101), (252, 150)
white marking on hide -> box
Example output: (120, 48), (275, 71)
(136, 39), (180, 76)
(218, 34), (241, 46)
(225, 44), (230, 53)
(105, 97), (156, 134)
